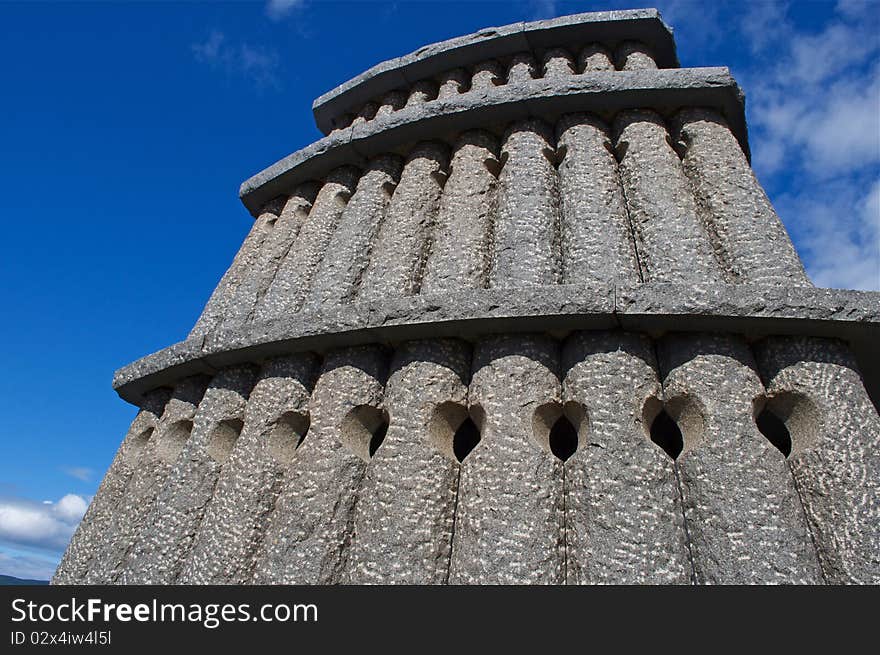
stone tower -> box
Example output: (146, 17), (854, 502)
(55, 9), (880, 585)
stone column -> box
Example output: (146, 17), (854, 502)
(252, 345), (387, 584)
(755, 336), (880, 584)
(179, 354), (318, 584)
(657, 334), (823, 584)
(492, 119), (561, 287)
(253, 167), (359, 321)
(616, 41), (657, 70)
(351, 339), (470, 583)
(357, 143), (448, 301)
(420, 130), (499, 293)
(305, 156), (403, 309)
(562, 332), (691, 584)
(556, 113), (640, 285)
(83, 376), (208, 583)
(614, 110), (719, 283)
(449, 335), (564, 584)
(673, 108), (810, 286)
(52, 388), (171, 584)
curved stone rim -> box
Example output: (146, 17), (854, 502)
(113, 284), (880, 405)
(312, 8), (679, 134)
(241, 67), (745, 216)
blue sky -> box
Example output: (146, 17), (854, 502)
(0, 0), (877, 580)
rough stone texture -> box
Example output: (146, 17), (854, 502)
(179, 354), (318, 584)
(562, 331), (691, 584)
(556, 113), (640, 285)
(253, 167), (359, 322)
(83, 376), (208, 583)
(578, 43), (614, 71)
(406, 80), (438, 106)
(471, 59), (504, 90)
(673, 108), (810, 286)
(421, 130), (499, 293)
(252, 345), (387, 583)
(616, 41), (657, 70)
(118, 366), (256, 584)
(437, 68), (469, 99)
(492, 119), (561, 287)
(357, 143), (448, 301)
(657, 333), (823, 583)
(52, 388), (171, 584)
(543, 48), (576, 77)
(449, 335), (565, 584)
(755, 336), (880, 584)
(351, 339), (470, 583)
(506, 53), (537, 84)
(614, 109), (720, 283)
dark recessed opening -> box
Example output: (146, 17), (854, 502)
(453, 417), (481, 462)
(549, 416), (578, 462)
(756, 409), (792, 457)
(650, 410), (683, 460)
(368, 420), (389, 458)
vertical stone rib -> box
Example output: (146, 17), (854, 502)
(179, 354), (318, 584)
(658, 334), (823, 584)
(579, 43), (614, 72)
(616, 41), (658, 70)
(614, 110), (720, 283)
(492, 119), (561, 287)
(562, 332), (691, 584)
(305, 156), (403, 309)
(118, 365), (256, 584)
(351, 339), (470, 583)
(253, 167), (359, 321)
(420, 130), (499, 293)
(673, 109), (811, 286)
(357, 143), (449, 301)
(190, 198), (285, 336)
(52, 388), (171, 584)
(755, 336), (880, 584)
(556, 113), (640, 285)
(449, 335), (564, 584)
(83, 376), (208, 583)
(253, 345), (387, 584)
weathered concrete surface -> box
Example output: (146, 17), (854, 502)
(351, 339), (470, 583)
(179, 354), (318, 584)
(52, 388), (171, 584)
(755, 336), (880, 584)
(117, 366), (256, 584)
(252, 346), (387, 583)
(449, 335), (564, 584)
(658, 333), (823, 584)
(562, 331), (691, 584)
(578, 43), (614, 71)
(616, 41), (658, 70)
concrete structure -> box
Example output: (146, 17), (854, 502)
(55, 9), (880, 585)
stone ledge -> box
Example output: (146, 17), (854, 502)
(113, 284), (880, 405)
(241, 67), (745, 216)
(312, 9), (678, 134)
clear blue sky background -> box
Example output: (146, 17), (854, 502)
(0, 0), (877, 579)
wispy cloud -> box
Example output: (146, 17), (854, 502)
(62, 466), (93, 482)
(0, 550), (57, 581)
(266, 0), (306, 21)
(192, 30), (281, 90)
(0, 494), (88, 553)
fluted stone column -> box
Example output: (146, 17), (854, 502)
(84, 376), (208, 583)
(614, 110), (719, 282)
(579, 43), (614, 71)
(53, 388), (171, 584)
(357, 143), (448, 301)
(118, 365), (257, 584)
(556, 113), (640, 284)
(190, 198), (285, 336)
(253, 345), (388, 584)
(755, 337), (880, 584)
(253, 167), (359, 321)
(306, 156), (402, 308)
(421, 130), (499, 293)
(658, 334), (823, 584)
(221, 185), (319, 327)
(180, 354), (318, 584)
(492, 119), (561, 287)
(562, 332), (691, 584)
(449, 335), (564, 584)
(673, 108), (810, 286)
(351, 339), (470, 584)
(616, 41), (657, 70)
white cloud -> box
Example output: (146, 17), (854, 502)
(0, 551), (57, 581)
(0, 494), (89, 553)
(192, 31), (280, 89)
(266, 0), (305, 21)
(62, 466), (93, 482)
